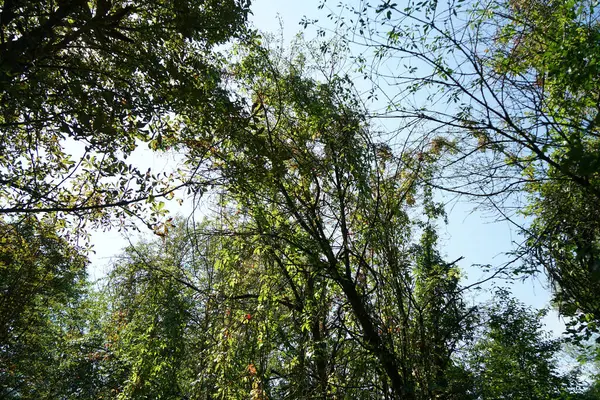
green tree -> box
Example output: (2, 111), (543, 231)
(571, 343), (600, 399)
(495, 0), (600, 339)
(190, 39), (477, 399)
(0, 0), (250, 227)
(98, 218), (264, 399)
(102, 224), (201, 399)
(0, 217), (89, 398)
(465, 290), (575, 399)
(0, 1), (251, 393)
(324, 0), (600, 337)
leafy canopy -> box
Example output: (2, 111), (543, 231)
(0, 0), (250, 229)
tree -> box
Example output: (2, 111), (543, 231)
(569, 342), (600, 399)
(322, 0), (600, 335)
(100, 223), (202, 399)
(464, 290), (576, 399)
(88, 37), (480, 399)
(0, 0), (250, 229)
(485, 0), (600, 340)
(98, 218), (268, 399)
(0, 217), (89, 398)
(186, 39), (478, 398)
(0, 2), (251, 392)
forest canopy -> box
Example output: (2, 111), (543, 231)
(1, 0), (600, 398)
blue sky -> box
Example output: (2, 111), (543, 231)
(88, 0), (564, 334)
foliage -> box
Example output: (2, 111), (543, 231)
(72, 41), (483, 399)
(3, 0), (600, 398)
(0, 217), (89, 398)
(188, 40), (478, 398)
(465, 290), (575, 399)
(322, 0), (600, 337)
(97, 219), (265, 399)
(0, 0), (250, 229)
(570, 343), (600, 398)
(501, 0), (600, 339)
(100, 223), (203, 399)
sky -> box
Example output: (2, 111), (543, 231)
(88, 0), (565, 334)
